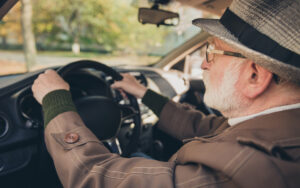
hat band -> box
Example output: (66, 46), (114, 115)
(220, 9), (300, 67)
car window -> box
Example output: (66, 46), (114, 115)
(169, 43), (206, 78)
(0, 1), (203, 76)
(187, 45), (206, 78)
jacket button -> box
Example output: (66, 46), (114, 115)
(64, 133), (79, 144)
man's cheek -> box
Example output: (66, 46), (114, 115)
(203, 71), (210, 84)
(213, 71), (224, 87)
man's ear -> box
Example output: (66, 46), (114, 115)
(238, 61), (273, 99)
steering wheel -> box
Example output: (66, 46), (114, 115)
(57, 60), (141, 157)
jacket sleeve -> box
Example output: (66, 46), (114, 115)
(44, 111), (232, 188)
(142, 89), (228, 140)
(157, 100), (228, 140)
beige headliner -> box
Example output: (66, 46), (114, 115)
(176, 0), (232, 16)
(0, 0), (232, 20)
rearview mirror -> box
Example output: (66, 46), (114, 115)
(138, 7), (179, 27)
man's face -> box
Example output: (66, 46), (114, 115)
(201, 38), (246, 117)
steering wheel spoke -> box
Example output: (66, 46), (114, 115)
(119, 104), (139, 121)
(103, 138), (123, 155)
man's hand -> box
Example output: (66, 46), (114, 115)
(32, 69), (70, 104)
(111, 73), (147, 99)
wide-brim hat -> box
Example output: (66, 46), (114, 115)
(192, 0), (300, 83)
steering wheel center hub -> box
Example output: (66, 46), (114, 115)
(75, 96), (122, 140)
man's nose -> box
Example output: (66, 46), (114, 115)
(201, 59), (210, 70)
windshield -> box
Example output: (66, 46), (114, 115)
(0, 0), (203, 76)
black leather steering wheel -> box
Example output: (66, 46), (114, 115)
(57, 60), (141, 156)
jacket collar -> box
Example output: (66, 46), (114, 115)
(228, 103), (300, 126)
(218, 108), (300, 144)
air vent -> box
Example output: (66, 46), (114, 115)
(0, 115), (9, 138)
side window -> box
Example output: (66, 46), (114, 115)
(169, 43), (206, 77)
(170, 58), (185, 71)
(171, 45), (205, 78)
(185, 45), (206, 78)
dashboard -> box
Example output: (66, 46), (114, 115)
(0, 64), (189, 182)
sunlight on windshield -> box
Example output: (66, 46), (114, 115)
(0, 0), (202, 76)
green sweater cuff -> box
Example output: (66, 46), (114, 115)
(141, 89), (170, 117)
(42, 89), (77, 127)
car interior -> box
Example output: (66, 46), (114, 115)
(0, 0), (229, 187)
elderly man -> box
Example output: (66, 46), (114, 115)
(32, 0), (300, 187)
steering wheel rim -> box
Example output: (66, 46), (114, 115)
(57, 60), (141, 156)
(57, 60), (123, 80)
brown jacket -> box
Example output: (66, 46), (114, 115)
(45, 100), (300, 187)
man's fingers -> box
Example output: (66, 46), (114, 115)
(31, 82), (36, 93)
(111, 82), (120, 89)
(37, 73), (43, 80)
(121, 73), (135, 80)
(31, 69), (70, 104)
(111, 80), (125, 89)
(118, 89), (128, 99)
(44, 69), (55, 74)
(120, 73), (130, 77)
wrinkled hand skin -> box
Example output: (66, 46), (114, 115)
(32, 69), (70, 104)
(111, 73), (147, 99)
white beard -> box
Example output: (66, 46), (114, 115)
(203, 63), (244, 117)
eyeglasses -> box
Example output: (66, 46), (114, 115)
(205, 42), (246, 63)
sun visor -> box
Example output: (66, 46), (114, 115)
(0, 0), (18, 20)
(176, 0), (232, 16)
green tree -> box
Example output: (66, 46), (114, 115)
(32, 0), (171, 54)
(21, 0), (37, 70)
(0, 3), (22, 47)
